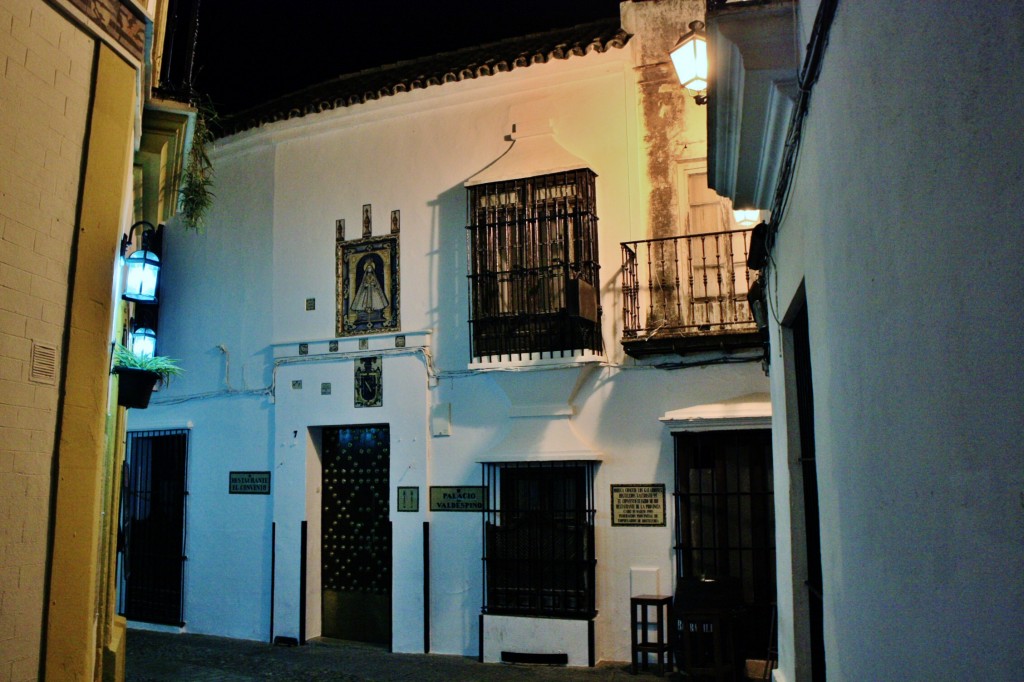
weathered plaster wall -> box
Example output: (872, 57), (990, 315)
(622, 0), (707, 239)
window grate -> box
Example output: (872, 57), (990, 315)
(467, 169), (602, 360)
(117, 428), (189, 626)
(482, 460), (597, 619)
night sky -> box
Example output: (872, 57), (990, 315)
(194, 1), (624, 117)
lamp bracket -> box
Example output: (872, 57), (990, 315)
(120, 220), (158, 257)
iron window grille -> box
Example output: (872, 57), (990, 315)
(467, 170), (602, 360)
(482, 461), (597, 619)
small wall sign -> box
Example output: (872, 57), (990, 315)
(397, 486), (419, 512)
(229, 471), (271, 495)
(429, 486), (485, 512)
(611, 484), (665, 526)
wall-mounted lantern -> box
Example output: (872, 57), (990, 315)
(120, 221), (161, 303)
(671, 20), (709, 105)
(733, 209), (761, 227)
(130, 325), (157, 359)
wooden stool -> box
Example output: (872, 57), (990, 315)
(630, 594), (673, 675)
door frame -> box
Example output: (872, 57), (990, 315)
(307, 423), (392, 646)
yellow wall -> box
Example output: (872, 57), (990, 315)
(0, 1), (94, 678)
(44, 43), (135, 680)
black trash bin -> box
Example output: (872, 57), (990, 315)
(673, 577), (745, 681)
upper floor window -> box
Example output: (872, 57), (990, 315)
(466, 170), (601, 361)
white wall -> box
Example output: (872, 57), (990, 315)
(767, 3), (1024, 680)
(127, 143), (277, 641)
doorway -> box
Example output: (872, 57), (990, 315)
(117, 429), (189, 625)
(320, 424), (391, 645)
(673, 429), (775, 662)
(789, 302), (825, 681)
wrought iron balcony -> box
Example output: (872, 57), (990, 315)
(620, 229), (759, 357)
(152, 0), (201, 103)
(707, 0), (775, 11)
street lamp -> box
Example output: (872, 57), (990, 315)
(671, 20), (709, 105)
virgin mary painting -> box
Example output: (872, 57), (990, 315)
(337, 234), (399, 337)
(352, 256), (388, 314)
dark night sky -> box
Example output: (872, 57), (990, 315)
(194, 1), (624, 117)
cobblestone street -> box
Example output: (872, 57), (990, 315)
(126, 630), (658, 681)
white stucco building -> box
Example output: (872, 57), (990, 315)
(706, 0), (1024, 680)
(123, 0), (784, 670)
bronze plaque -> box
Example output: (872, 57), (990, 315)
(611, 484), (666, 526)
(429, 486), (485, 512)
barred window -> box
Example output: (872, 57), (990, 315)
(467, 170), (601, 360)
(482, 461), (597, 619)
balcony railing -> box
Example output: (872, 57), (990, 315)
(621, 229), (758, 356)
(707, 0), (775, 10)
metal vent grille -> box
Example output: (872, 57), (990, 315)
(30, 342), (58, 384)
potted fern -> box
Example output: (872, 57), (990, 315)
(112, 343), (183, 409)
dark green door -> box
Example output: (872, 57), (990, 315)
(321, 425), (391, 644)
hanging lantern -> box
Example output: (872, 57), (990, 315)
(671, 20), (709, 102)
(123, 249), (160, 303)
(120, 221), (161, 303)
(130, 326), (157, 359)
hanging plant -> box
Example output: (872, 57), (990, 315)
(179, 104), (216, 231)
(112, 343), (184, 408)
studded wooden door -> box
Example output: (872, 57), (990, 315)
(321, 425), (391, 644)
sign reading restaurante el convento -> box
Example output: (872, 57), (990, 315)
(228, 471), (271, 495)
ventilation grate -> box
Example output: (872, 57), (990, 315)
(30, 342), (58, 384)
(500, 651), (569, 665)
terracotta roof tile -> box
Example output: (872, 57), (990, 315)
(219, 18), (630, 137)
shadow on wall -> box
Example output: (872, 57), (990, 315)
(428, 184), (471, 370)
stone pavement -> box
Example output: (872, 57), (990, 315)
(126, 630), (678, 681)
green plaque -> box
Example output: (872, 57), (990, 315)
(397, 486), (419, 512)
(229, 471), (271, 495)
